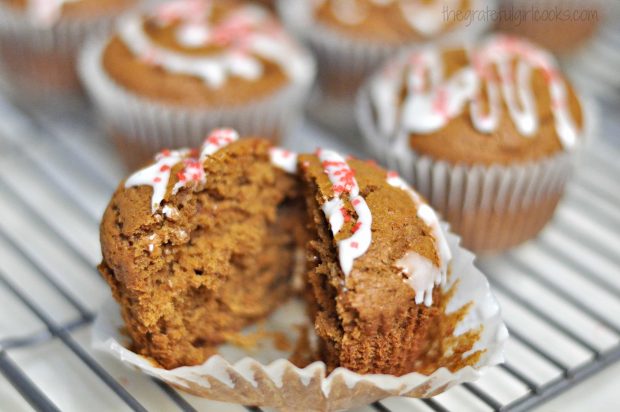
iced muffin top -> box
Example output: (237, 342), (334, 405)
(102, 0), (313, 106)
(368, 35), (584, 165)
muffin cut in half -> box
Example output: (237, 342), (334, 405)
(99, 128), (452, 374)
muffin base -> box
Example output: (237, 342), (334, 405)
(455, 192), (563, 253)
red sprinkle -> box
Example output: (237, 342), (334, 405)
(153, 177), (161, 183)
(160, 165), (171, 172)
(350, 241), (359, 249)
(340, 207), (351, 222)
(387, 171), (398, 178)
(322, 160), (346, 168)
(177, 172), (186, 181)
(351, 222), (362, 233)
(352, 198), (361, 206)
(207, 136), (221, 145)
(161, 149), (171, 157)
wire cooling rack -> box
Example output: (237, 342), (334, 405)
(0, 90), (619, 412)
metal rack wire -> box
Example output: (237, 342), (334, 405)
(0, 94), (619, 412)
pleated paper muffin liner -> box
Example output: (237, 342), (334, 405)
(92, 228), (508, 412)
(356, 82), (597, 253)
(78, 36), (316, 169)
(0, 4), (126, 101)
(277, 0), (495, 134)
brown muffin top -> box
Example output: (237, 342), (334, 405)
(368, 35), (584, 166)
(102, 0), (312, 107)
(2, 0), (134, 23)
(313, 0), (471, 44)
(496, 0), (602, 54)
(299, 149), (452, 309)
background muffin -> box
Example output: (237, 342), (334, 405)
(80, 0), (315, 169)
(278, 0), (493, 134)
(358, 34), (588, 253)
(495, 0), (603, 55)
(0, 0), (136, 100)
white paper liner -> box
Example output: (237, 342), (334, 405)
(0, 4), (127, 100)
(78, 35), (316, 168)
(92, 228), (508, 411)
(356, 71), (598, 253)
(277, 0), (495, 134)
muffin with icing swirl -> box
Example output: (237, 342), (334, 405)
(80, 0), (315, 168)
(358, 34), (587, 252)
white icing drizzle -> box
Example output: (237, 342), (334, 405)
(118, 0), (310, 88)
(124, 149), (190, 213)
(386, 171), (451, 306)
(320, 0), (456, 36)
(316, 149), (372, 276)
(269, 148), (298, 174)
(371, 35), (581, 150)
(398, 0), (460, 36)
(321, 197), (345, 236)
(396, 251), (440, 307)
(124, 128), (238, 214)
(27, 0), (79, 26)
(171, 158), (206, 195)
(199, 128), (239, 160)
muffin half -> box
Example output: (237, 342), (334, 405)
(99, 129), (453, 374)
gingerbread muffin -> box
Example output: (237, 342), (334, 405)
(298, 149), (451, 374)
(99, 128), (454, 374)
(358, 34), (587, 253)
(80, 0), (315, 168)
(496, 0), (603, 55)
(99, 129), (306, 368)
(0, 0), (135, 100)
(278, 0), (492, 134)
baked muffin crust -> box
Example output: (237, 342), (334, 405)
(369, 35), (584, 165)
(102, 0), (309, 107)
